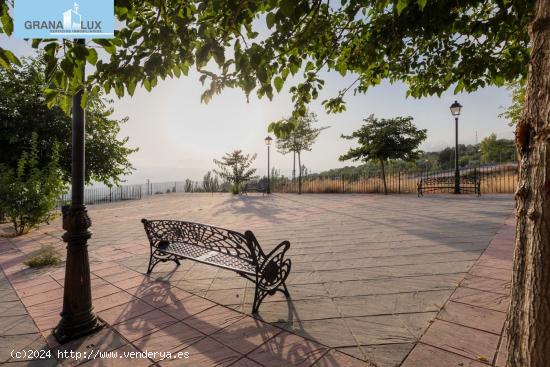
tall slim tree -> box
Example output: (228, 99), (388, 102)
(270, 112), (328, 194)
(213, 150), (257, 194)
(340, 115), (427, 194)
(1, 1), (549, 363)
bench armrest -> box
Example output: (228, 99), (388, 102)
(257, 240), (291, 291)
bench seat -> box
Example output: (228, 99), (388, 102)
(159, 241), (256, 275)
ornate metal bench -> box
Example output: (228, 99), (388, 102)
(141, 219), (291, 313)
(242, 181), (267, 195)
(417, 174), (481, 196)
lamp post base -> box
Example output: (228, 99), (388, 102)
(53, 311), (103, 344)
(53, 205), (103, 344)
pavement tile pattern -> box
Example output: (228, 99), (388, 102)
(0, 193), (514, 366)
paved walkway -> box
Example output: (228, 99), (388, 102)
(0, 193), (514, 366)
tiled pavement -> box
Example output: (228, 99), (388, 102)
(0, 193), (515, 366)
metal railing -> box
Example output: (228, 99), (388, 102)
(271, 163), (518, 194)
(57, 163), (517, 206)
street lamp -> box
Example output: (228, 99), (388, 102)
(450, 100), (463, 194)
(265, 136), (273, 194)
(53, 39), (102, 343)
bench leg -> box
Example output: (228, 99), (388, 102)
(251, 279), (290, 314)
(251, 258), (291, 314)
(147, 249), (181, 274)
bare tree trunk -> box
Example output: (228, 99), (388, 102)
(293, 151), (296, 181)
(507, 0), (550, 365)
(380, 159), (388, 195)
(298, 151), (302, 195)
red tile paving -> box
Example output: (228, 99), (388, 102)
(400, 215), (514, 366)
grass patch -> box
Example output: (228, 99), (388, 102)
(23, 245), (62, 268)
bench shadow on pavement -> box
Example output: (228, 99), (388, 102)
(54, 273), (351, 366)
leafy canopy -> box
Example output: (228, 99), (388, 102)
(213, 150), (258, 190)
(340, 115), (427, 163)
(479, 133), (516, 164)
(271, 112), (328, 155)
(0, 58), (137, 186)
(499, 80), (526, 127)
(0, 0), (532, 116)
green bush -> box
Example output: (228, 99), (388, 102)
(0, 133), (66, 235)
(230, 184), (240, 195)
(23, 245), (62, 268)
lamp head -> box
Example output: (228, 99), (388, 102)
(264, 135), (273, 146)
(450, 100), (463, 117)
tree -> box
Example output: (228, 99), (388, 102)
(500, 80), (526, 127)
(0, 58), (137, 186)
(0, 133), (66, 235)
(480, 134), (516, 164)
(340, 115), (427, 194)
(270, 112), (327, 194)
(202, 171), (220, 192)
(1, 0), (548, 363)
(213, 150), (257, 194)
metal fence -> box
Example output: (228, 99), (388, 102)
(59, 179), (228, 206)
(59, 184), (144, 206)
(58, 163), (517, 206)
(272, 163), (518, 194)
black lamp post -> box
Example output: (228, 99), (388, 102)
(265, 136), (272, 194)
(450, 100), (463, 194)
(53, 39), (102, 343)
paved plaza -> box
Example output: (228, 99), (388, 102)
(0, 193), (515, 366)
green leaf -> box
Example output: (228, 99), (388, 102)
(93, 39), (115, 54)
(80, 91), (89, 109)
(417, 0), (427, 10)
(453, 79), (464, 94)
(172, 64), (181, 77)
(266, 12), (276, 29)
(60, 95), (71, 114)
(396, 0), (409, 15)
(60, 58), (74, 78)
(143, 78), (152, 92)
(114, 83), (125, 98)
(0, 48), (21, 69)
(126, 78), (137, 96)
(274, 76), (283, 92)
(86, 48), (98, 65)
(1, 12), (13, 36)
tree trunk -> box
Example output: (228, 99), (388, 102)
(298, 151), (302, 194)
(293, 151), (296, 181)
(507, 0), (550, 365)
(380, 159), (388, 195)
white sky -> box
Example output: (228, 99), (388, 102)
(1, 37), (515, 183)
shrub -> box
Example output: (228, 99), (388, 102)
(0, 133), (66, 235)
(230, 184), (240, 195)
(23, 245), (62, 268)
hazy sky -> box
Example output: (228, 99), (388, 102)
(1, 37), (515, 184)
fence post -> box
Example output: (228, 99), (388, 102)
(398, 171), (401, 194)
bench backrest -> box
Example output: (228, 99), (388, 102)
(142, 219), (260, 263)
(421, 174), (480, 186)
